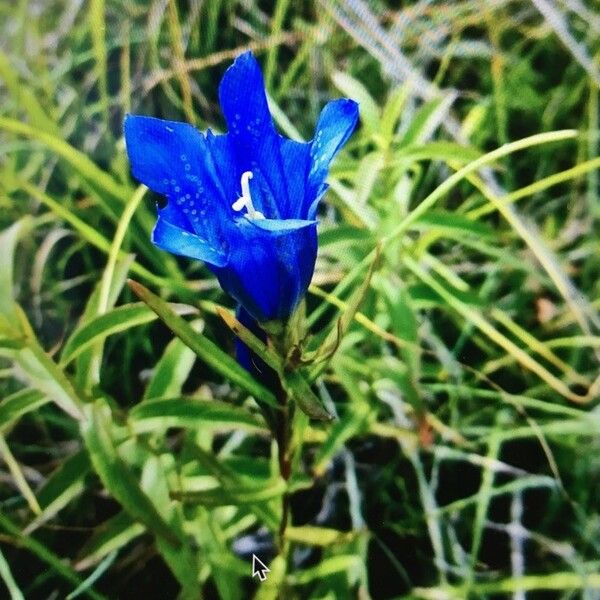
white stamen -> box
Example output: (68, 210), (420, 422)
(231, 171), (265, 220)
(231, 197), (247, 211)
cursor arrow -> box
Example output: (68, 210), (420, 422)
(252, 554), (270, 581)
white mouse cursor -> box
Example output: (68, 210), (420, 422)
(252, 554), (270, 581)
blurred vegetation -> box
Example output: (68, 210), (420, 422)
(1, 0), (599, 598)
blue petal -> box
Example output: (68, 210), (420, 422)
(218, 52), (290, 219)
(306, 99), (359, 218)
(124, 115), (232, 251)
(152, 216), (227, 266)
(279, 139), (312, 219)
(205, 130), (238, 205)
(210, 218), (318, 322)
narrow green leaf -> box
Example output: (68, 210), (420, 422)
(216, 307), (283, 373)
(61, 304), (154, 366)
(318, 225), (374, 248)
(60, 303), (197, 367)
(413, 210), (493, 237)
(380, 84), (410, 145)
(419, 573), (600, 597)
(395, 141), (482, 164)
(81, 400), (182, 547)
(308, 245), (380, 378)
(0, 434), (41, 515)
(0, 50), (58, 134)
(89, 0), (109, 123)
(282, 370), (333, 422)
(187, 446), (279, 531)
(0, 219), (29, 324)
(313, 400), (371, 476)
(66, 551), (117, 600)
(140, 454), (200, 596)
(171, 479), (286, 505)
(13, 178), (172, 289)
(378, 282), (422, 413)
(3, 326), (85, 421)
(143, 320), (201, 400)
(254, 555), (286, 600)
(0, 513), (108, 600)
(286, 525), (359, 546)
(128, 397), (266, 435)
(76, 512), (145, 571)
(25, 451), (90, 534)
(354, 151), (386, 209)
(287, 554), (362, 585)
(0, 547), (24, 600)
(399, 97), (451, 145)
(13, 345), (84, 421)
(0, 117), (128, 201)
(73, 256), (134, 392)
(0, 389), (49, 429)
(127, 280), (278, 408)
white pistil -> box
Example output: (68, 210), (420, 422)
(231, 171), (265, 220)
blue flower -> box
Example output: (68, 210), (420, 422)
(124, 52), (358, 322)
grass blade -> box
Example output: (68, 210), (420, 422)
(127, 279), (277, 408)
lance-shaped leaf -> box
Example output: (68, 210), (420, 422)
(24, 450), (90, 534)
(0, 512), (107, 600)
(76, 512), (145, 571)
(128, 397), (266, 435)
(307, 244), (381, 379)
(282, 369), (333, 422)
(81, 400), (181, 547)
(127, 279), (277, 408)
(186, 445), (279, 531)
(0, 388), (49, 429)
(60, 302), (197, 366)
(0, 311), (84, 422)
(286, 525), (360, 546)
(217, 306), (335, 422)
(0, 220), (28, 328)
(216, 306), (283, 374)
(170, 479), (287, 506)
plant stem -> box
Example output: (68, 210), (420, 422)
(275, 382), (292, 550)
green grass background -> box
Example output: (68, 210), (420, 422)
(0, 0), (599, 598)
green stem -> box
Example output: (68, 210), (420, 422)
(275, 381), (292, 551)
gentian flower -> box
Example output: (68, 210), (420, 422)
(124, 52), (358, 323)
